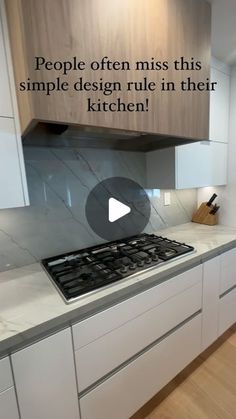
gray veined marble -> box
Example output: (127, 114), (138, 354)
(0, 146), (197, 272)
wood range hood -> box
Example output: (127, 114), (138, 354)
(22, 122), (198, 152)
(6, 0), (211, 152)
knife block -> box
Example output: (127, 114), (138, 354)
(192, 202), (219, 226)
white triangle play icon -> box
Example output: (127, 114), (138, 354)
(108, 198), (131, 223)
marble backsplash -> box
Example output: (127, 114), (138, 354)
(0, 146), (197, 272)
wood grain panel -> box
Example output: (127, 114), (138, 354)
(6, 0), (211, 139)
(5, 0), (33, 133)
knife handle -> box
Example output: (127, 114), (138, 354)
(210, 205), (220, 215)
(207, 193), (217, 207)
(209, 204), (217, 214)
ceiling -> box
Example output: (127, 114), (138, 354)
(210, 0), (236, 65)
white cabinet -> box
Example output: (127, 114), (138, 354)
(0, 356), (13, 393)
(0, 388), (19, 419)
(80, 315), (202, 419)
(220, 247), (236, 295)
(146, 141), (227, 189)
(73, 267), (202, 392)
(201, 256), (220, 351)
(219, 289), (236, 336)
(202, 248), (236, 342)
(0, 118), (28, 208)
(0, 1), (29, 209)
(11, 328), (80, 419)
(0, 7), (12, 118)
(0, 357), (19, 419)
(210, 58), (230, 143)
(218, 248), (236, 336)
(146, 57), (229, 190)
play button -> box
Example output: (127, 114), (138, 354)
(108, 198), (131, 222)
(85, 177), (151, 241)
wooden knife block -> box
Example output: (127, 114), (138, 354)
(192, 202), (218, 226)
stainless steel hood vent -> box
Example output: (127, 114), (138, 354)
(23, 122), (198, 151)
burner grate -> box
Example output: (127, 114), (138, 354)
(42, 233), (194, 303)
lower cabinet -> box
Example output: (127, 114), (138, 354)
(0, 356), (19, 419)
(219, 288), (236, 336)
(220, 247), (236, 295)
(0, 388), (19, 419)
(73, 266), (202, 392)
(218, 248), (236, 335)
(79, 315), (202, 419)
(202, 248), (236, 347)
(201, 256), (220, 351)
(11, 328), (80, 419)
(5, 248), (236, 419)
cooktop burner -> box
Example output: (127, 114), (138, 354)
(42, 234), (194, 303)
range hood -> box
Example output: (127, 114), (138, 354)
(23, 122), (198, 151)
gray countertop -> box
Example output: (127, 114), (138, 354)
(1, 222), (236, 358)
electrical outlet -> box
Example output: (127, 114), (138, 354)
(164, 192), (171, 206)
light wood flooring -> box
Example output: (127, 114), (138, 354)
(132, 325), (236, 419)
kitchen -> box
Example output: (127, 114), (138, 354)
(0, 0), (235, 418)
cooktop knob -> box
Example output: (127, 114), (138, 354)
(152, 254), (159, 261)
(145, 257), (152, 264)
(120, 266), (128, 274)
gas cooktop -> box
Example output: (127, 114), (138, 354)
(42, 234), (194, 303)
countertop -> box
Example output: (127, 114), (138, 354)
(1, 222), (236, 358)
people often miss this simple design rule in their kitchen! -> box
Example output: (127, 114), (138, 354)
(18, 56), (218, 112)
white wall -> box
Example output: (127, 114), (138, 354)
(198, 64), (236, 226)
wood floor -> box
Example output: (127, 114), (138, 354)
(131, 325), (236, 419)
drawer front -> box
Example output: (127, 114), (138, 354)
(218, 288), (236, 336)
(75, 281), (202, 391)
(220, 248), (236, 295)
(80, 314), (202, 419)
(0, 357), (13, 393)
(0, 388), (19, 419)
(202, 256), (220, 351)
(73, 265), (202, 350)
(11, 328), (80, 419)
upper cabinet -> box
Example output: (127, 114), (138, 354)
(0, 0), (29, 209)
(146, 141), (227, 190)
(0, 12), (12, 118)
(146, 57), (230, 190)
(209, 58), (230, 143)
(6, 0), (211, 143)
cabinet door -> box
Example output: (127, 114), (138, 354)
(0, 10), (13, 118)
(219, 289), (236, 336)
(220, 247), (236, 295)
(0, 357), (13, 393)
(0, 117), (28, 209)
(176, 141), (227, 189)
(0, 388), (19, 419)
(11, 328), (80, 419)
(202, 257), (220, 351)
(210, 66), (230, 143)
